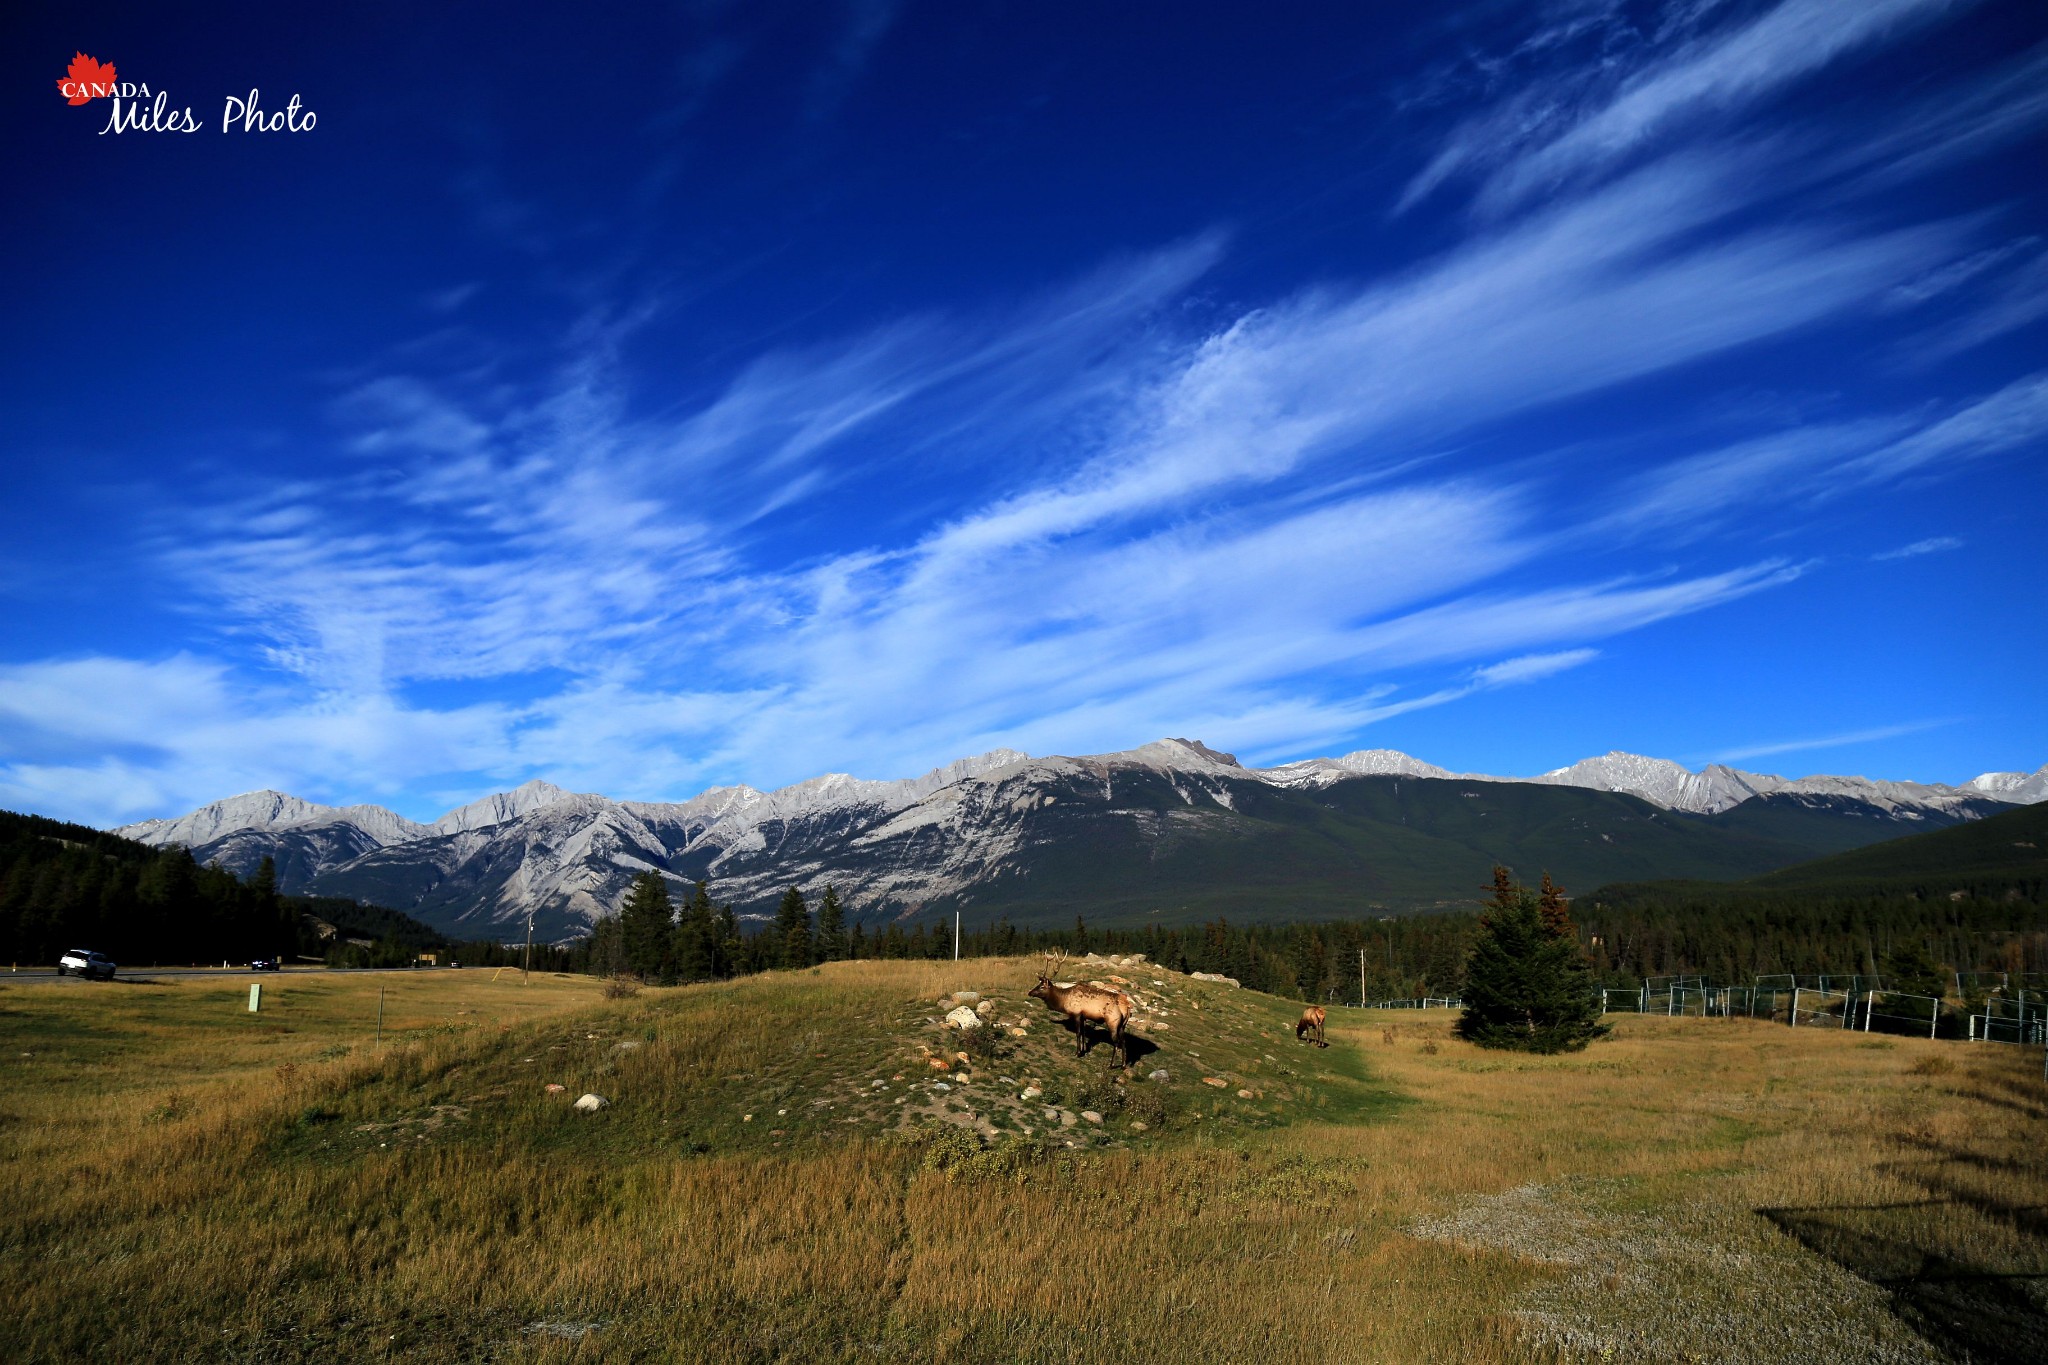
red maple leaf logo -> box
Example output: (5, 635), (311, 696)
(58, 52), (116, 106)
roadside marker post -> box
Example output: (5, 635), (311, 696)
(248, 982), (261, 1013)
(377, 986), (385, 1047)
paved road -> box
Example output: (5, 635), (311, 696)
(12, 966), (480, 982)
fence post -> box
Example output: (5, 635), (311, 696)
(1930, 997), (1938, 1041)
(376, 985), (385, 1047)
(1791, 987), (1800, 1027)
(1864, 990), (1873, 1032)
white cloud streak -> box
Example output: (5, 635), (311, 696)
(1872, 536), (1964, 561)
(1401, 0), (1966, 215)
(1712, 719), (1956, 764)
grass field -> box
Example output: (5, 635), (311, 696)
(1, 960), (2042, 1362)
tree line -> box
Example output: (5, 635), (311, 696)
(581, 869), (2048, 1001)
(0, 809), (563, 970)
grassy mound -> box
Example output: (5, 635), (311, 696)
(273, 957), (1397, 1168)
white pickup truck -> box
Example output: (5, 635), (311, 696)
(57, 948), (117, 980)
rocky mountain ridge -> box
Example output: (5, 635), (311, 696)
(113, 740), (2044, 937)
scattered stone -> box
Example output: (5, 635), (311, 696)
(1236, 1089), (1255, 1099)
(955, 1051), (971, 1063)
(932, 1082), (952, 1092)
(1130, 1120), (1148, 1132)
(1020, 1085), (1042, 1100)
(943, 1006), (982, 1030)
(743, 1114), (753, 1122)
(573, 1093), (609, 1113)
(929, 1058), (951, 1071)
(952, 991), (981, 1005)
(891, 1074), (905, 1081)
(1043, 1106), (1061, 1119)
(777, 1108), (787, 1116)
(974, 999), (997, 1018)
(613, 1040), (643, 1052)
(1081, 1110), (1103, 1125)
(544, 1083), (566, 1094)
(523, 1320), (603, 1342)
(1148, 1069), (1170, 1083)
(1190, 972), (1241, 987)
(870, 1079), (888, 1088)
(1202, 1077), (1228, 1088)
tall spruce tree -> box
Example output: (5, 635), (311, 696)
(619, 872), (676, 981)
(816, 884), (847, 962)
(775, 886), (812, 969)
(1456, 868), (1608, 1053)
(675, 880), (716, 981)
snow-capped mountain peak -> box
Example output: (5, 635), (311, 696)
(431, 779), (578, 834)
(1963, 764), (2048, 804)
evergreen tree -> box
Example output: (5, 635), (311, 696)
(816, 884), (847, 962)
(619, 872), (676, 980)
(675, 880), (716, 981)
(847, 920), (867, 960)
(775, 886), (812, 969)
(1881, 938), (1947, 1023)
(715, 903), (741, 977)
(1456, 868), (1608, 1053)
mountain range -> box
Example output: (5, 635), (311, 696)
(113, 740), (2048, 939)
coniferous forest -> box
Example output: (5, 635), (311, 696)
(0, 810), (568, 970)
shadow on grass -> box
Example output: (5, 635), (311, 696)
(1760, 1201), (2048, 1364)
(1052, 1016), (1161, 1066)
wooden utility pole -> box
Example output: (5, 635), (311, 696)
(1359, 947), (1366, 1008)
(523, 909), (535, 985)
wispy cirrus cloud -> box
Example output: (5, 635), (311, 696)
(1712, 718), (1958, 765)
(1873, 535), (1964, 561)
(1400, 0), (1967, 214)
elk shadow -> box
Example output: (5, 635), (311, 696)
(1058, 1018), (1159, 1066)
(1760, 1201), (2048, 1364)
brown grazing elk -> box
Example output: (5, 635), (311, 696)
(1296, 1004), (1328, 1047)
(1027, 949), (1134, 1066)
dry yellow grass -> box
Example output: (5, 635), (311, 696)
(0, 961), (2041, 1362)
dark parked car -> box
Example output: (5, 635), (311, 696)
(250, 958), (280, 972)
(57, 948), (117, 980)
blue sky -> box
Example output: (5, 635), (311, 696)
(3, 0), (2044, 826)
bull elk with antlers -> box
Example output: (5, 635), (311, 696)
(1028, 949), (1135, 1066)
(1296, 1004), (1328, 1047)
